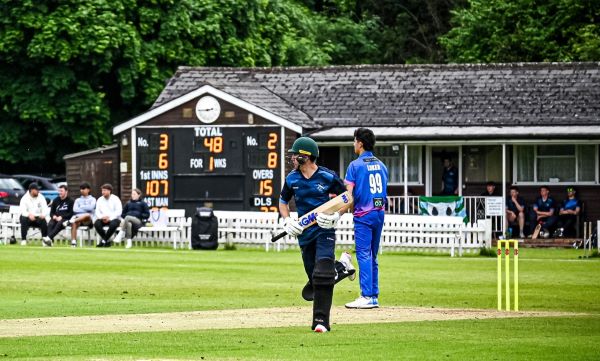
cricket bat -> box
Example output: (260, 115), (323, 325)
(531, 223), (542, 240)
(271, 191), (353, 243)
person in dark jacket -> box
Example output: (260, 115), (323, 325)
(113, 188), (150, 248)
(43, 185), (74, 246)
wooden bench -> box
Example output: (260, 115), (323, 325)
(213, 211), (280, 251)
(75, 209), (190, 249)
(0, 206), (94, 247)
(0, 206), (20, 244)
(134, 209), (191, 249)
(63, 223), (93, 247)
(0, 205), (49, 244)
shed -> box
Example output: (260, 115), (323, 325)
(63, 145), (120, 199)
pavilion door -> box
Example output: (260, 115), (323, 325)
(428, 146), (460, 196)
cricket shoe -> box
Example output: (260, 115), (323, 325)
(339, 251), (356, 281)
(125, 238), (132, 249)
(553, 228), (564, 238)
(42, 236), (53, 247)
(113, 230), (124, 244)
(70, 240), (77, 248)
(313, 324), (328, 333)
(345, 296), (379, 309)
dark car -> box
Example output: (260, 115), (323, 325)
(12, 174), (59, 203)
(0, 174), (26, 212)
(50, 175), (67, 188)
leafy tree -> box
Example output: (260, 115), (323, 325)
(360, 0), (466, 64)
(300, 0), (466, 64)
(440, 0), (600, 62)
(0, 0), (350, 172)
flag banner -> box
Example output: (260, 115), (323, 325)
(418, 196), (469, 223)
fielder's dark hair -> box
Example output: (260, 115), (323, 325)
(354, 128), (375, 151)
(80, 182), (91, 190)
(59, 184), (68, 191)
(539, 185), (550, 191)
(486, 181), (495, 187)
(510, 185), (519, 192)
(28, 182), (39, 191)
(101, 183), (113, 192)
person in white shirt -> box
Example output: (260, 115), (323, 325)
(19, 183), (49, 245)
(65, 182), (96, 247)
(93, 183), (122, 247)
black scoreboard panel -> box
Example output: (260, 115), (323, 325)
(136, 126), (281, 213)
(173, 175), (244, 200)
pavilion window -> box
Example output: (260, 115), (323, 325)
(515, 144), (597, 184)
(340, 145), (421, 185)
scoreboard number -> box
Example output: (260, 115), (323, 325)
(146, 180), (169, 196)
(251, 132), (279, 212)
(259, 179), (273, 196)
(203, 137), (223, 153)
(138, 132), (170, 207)
(138, 127), (280, 212)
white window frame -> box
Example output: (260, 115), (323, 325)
(340, 145), (423, 186)
(512, 144), (599, 185)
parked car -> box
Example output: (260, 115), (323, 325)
(0, 174), (26, 212)
(12, 174), (59, 204)
(50, 175), (67, 188)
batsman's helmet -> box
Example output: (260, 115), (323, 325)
(288, 137), (319, 158)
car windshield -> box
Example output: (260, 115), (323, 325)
(40, 181), (58, 190)
(0, 178), (25, 190)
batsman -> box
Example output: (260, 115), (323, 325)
(278, 137), (354, 333)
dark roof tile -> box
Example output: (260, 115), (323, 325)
(153, 63), (600, 129)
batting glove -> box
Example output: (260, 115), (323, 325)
(283, 217), (303, 237)
(317, 212), (340, 229)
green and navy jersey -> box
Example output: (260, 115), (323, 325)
(506, 196), (526, 214)
(344, 151), (388, 217)
(533, 196), (556, 213)
(279, 166), (346, 245)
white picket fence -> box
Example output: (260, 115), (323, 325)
(386, 195), (503, 233)
(2, 207), (492, 255)
(212, 211), (492, 256)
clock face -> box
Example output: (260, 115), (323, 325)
(195, 96), (221, 124)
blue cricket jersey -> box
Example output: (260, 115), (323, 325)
(279, 166), (346, 246)
(344, 151), (388, 217)
(560, 198), (581, 211)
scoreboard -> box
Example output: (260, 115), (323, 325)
(135, 126), (281, 212)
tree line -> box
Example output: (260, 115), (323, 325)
(0, 0), (598, 172)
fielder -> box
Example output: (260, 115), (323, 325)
(278, 137), (354, 333)
(344, 128), (388, 309)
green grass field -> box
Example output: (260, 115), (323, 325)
(0, 245), (599, 360)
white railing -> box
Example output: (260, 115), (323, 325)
(387, 195), (503, 234)
(209, 211), (492, 255)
